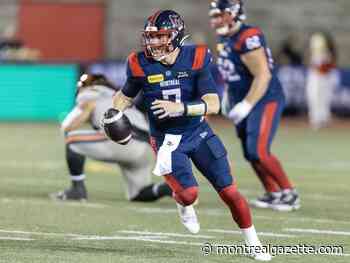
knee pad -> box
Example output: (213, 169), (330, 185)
(174, 186), (198, 206)
(219, 184), (240, 203)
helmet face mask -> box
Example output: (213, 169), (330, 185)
(210, 11), (235, 36)
(141, 10), (186, 61)
(142, 29), (176, 61)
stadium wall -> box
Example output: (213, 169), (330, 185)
(1, 1), (350, 65)
(0, 63), (78, 121)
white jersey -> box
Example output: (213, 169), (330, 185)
(76, 85), (149, 133)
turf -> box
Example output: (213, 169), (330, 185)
(0, 118), (349, 262)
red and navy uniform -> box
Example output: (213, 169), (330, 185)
(122, 45), (233, 190)
(124, 44), (216, 135)
(217, 24), (292, 191)
(121, 45), (252, 225)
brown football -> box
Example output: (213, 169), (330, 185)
(103, 108), (132, 145)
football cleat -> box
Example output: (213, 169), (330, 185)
(250, 192), (282, 209)
(242, 226), (272, 261)
(176, 203), (200, 234)
(251, 251), (272, 261)
(52, 185), (87, 201)
(272, 189), (300, 212)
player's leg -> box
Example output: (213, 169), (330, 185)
(246, 100), (300, 211)
(56, 130), (171, 202)
(152, 135), (200, 233)
(118, 141), (172, 202)
(306, 70), (322, 129)
(53, 130), (108, 200)
(237, 123), (280, 196)
(191, 132), (271, 261)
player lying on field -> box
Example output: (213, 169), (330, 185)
(102, 10), (271, 261)
(53, 73), (172, 202)
(209, 0), (300, 211)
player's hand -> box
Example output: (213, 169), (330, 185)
(228, 100), (253, 124)
(151, 100), (185, 119)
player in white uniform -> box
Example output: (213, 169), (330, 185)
(306, 31), (339, 130)
(53, 74), (172, 201)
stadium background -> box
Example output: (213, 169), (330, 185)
(0, 1), (349, 263)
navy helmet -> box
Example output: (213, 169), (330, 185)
(141, 10), (188, 61)
(209, 0), (246, 21)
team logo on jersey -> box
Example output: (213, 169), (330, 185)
(147, 74), (164, 83)
(165, 70), (172, 77)
(176, 71), (190, 78)
(160, 79), (180, 87)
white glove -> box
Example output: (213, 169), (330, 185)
(228, 100), (253, 124)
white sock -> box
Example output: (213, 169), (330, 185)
(70, 174), (85, 181)
(241, 225), (262, 247)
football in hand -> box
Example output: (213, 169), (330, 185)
(102, 108), (132, 145)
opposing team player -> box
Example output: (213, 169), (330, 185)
(103, 10), (271, 261)
(54, 73), (172, 202)
(209, 0), (300, 211)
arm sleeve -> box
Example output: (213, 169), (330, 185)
(196, 49), (218, 97)
(121, 77), (144, 98)
(234, 27), (265, 54)
(121, 53), (145, 98)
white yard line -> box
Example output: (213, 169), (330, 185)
(1, 198), (108, 209)
(118, 230), (216, 239)
(284, 228), (350, 236)
(74, 235), (202, 246)
(0, 229), (82, 238)
(0, 227), (350, 257)
(130, 207), (350, 225)
(207, 229), (296, 238)
(73, 235), (166, 241)
(0, 236), (35, 241)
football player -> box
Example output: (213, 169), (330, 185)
(306, 31), (338, 130)
(209, 0), (300, 211)
(103, 10), (271, 261)
(54, 73), (172, 202)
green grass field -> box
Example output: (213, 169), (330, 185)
(0, 118), (349, 262)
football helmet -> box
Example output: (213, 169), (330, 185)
(209, 0), (246, 36)
(141, 10), (188, 61)
(77, 73), (117, 92)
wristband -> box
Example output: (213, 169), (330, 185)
(184, 100), (207, 116)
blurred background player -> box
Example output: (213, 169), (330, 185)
(104, 10), (271, 261)
(306, 31), (339, 130)
(54, 73), (172, 202)
(209, 0), (300, 211)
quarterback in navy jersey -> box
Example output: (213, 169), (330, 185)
(104, 9), (271, 261)
(209, 0), (300, 211)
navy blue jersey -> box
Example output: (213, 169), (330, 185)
(122, 45), (217, 136)
(216, 24), (284, 106)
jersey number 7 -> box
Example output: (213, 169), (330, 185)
(162, 88), (182, 117)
